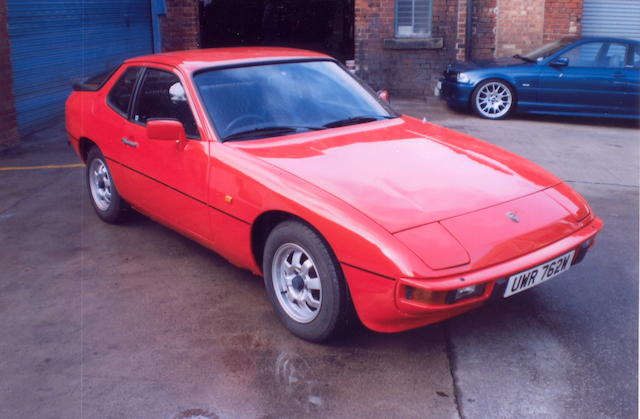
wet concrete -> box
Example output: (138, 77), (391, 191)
(394, 100), (639, 419)
(0, 102), (637, 418)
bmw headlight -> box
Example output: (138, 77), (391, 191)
(456, 72), (470, 83)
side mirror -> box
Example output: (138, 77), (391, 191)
(377, 89), (390, 102)
(147, 119), (186, 142)
(550, 57), (569, 67)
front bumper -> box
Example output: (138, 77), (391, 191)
(438, 78), (474, 108)
(343, 216), (603, 333)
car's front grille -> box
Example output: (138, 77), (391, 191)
(442, 70), (458, 81)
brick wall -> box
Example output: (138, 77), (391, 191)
(0, 0), (19, 151)
(354, 0), (461, 99)
(496, 0), (545, 57)
(469, 0), (497, 60)
(159, 0), (582, 100)
(543, 0), (583, 42)
(455, 0), (468, 61)
(161, 0), (200, 51)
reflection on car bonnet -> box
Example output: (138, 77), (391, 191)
(169, 82), (186, 103)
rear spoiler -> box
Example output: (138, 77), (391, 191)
(72, 64), (121, 91)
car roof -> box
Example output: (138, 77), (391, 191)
(572, 36), (640, 45)
(125, 47), (333, 73)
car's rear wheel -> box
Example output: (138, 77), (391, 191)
(472, 79), (515, 119)
(86, 147), (129, 223)
(263, 220), (353, 342)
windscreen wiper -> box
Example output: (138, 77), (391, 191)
(221, 125), (323, 142)
(513, 54), (536, 63)
(322, 115), (394, 129)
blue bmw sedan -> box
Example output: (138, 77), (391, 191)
(438, 37), (639, 119)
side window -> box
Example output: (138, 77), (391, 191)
(133, 68), (200, 139)
(107, 67), (140, 116)
(564, 42), (603, 67)
(601, 43), (627, 68)
(631, 45), (640, 68)
(564, 42), (627, 68)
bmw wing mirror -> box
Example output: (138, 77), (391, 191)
(550, 57), (569, 67)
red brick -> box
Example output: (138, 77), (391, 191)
(153, 0), (585, 100)
(354, 0), (464, 98)
(160, 0), (200, 51)
(543, 0), (583, 42)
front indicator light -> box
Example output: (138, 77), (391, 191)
(405, 286), (448, 305)
(582, 237), (594, 249)
(573, 237), (595, 265)
(447, 284), (486, 304)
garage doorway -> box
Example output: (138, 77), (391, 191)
(199, 0), (354, 62)
(582, 0), (640, 40)
(6, 0), (153, 135)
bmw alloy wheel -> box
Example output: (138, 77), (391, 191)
(474, 80), (513, 119)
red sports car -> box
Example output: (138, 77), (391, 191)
(66, 48), (603, 341)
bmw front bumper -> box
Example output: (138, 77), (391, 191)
(438, 78), (474, 108)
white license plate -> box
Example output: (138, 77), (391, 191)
(434, 81), (442, 97)
(504, 250), (575, 298)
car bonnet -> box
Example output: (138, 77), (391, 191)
(232, 116), (562, 233)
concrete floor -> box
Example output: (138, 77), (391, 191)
(0, 103), (637, 419)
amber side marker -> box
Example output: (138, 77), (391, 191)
(0, 163), (84, 172)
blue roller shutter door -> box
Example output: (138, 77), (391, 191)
(582, 0), (640, 40)
(7, 0), (154, 135)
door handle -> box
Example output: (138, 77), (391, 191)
(121, 137), (138, 147)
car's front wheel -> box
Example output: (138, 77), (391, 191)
(471, 79), (515, 119)
(263, 220), (353, 342)
(86, 146), (129, 223)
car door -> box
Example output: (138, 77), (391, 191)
(620, 43), (640, 116)
(101, 65), (145, 205)
(538, 41), (628, 116)
(119, 65), (210, 240)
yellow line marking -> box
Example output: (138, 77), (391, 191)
(0, 163), (85, 172)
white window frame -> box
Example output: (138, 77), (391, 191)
(395, 0), (432, 38)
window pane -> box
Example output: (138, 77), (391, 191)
(108, 67), (139, 116)
(564, 42), (602, 67)
(521, 38), (575, 61)
(564, 42), (627, 68)
(134, 69), (199, 139)
(632, 45), (640, 68)
(396, 0), (431, 37)
(194, 61), (392, 141)
(603, 43), (627, 68)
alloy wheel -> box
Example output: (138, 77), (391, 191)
(475, 81), (512, 118)
(89, 158), (112, 211)
(271, 243), (322, 323)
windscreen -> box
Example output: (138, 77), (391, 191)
(521, 38), (576, 62)
(194, 60), (395, 142)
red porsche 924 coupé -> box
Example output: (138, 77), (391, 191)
(66, 48), (603, 341)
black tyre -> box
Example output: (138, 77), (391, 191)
(471, 79), (515, 119)
(263, 220), (354, 342)
(86, 147), (129, 223)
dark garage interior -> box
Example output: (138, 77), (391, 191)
(199, 0), (354, 62)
